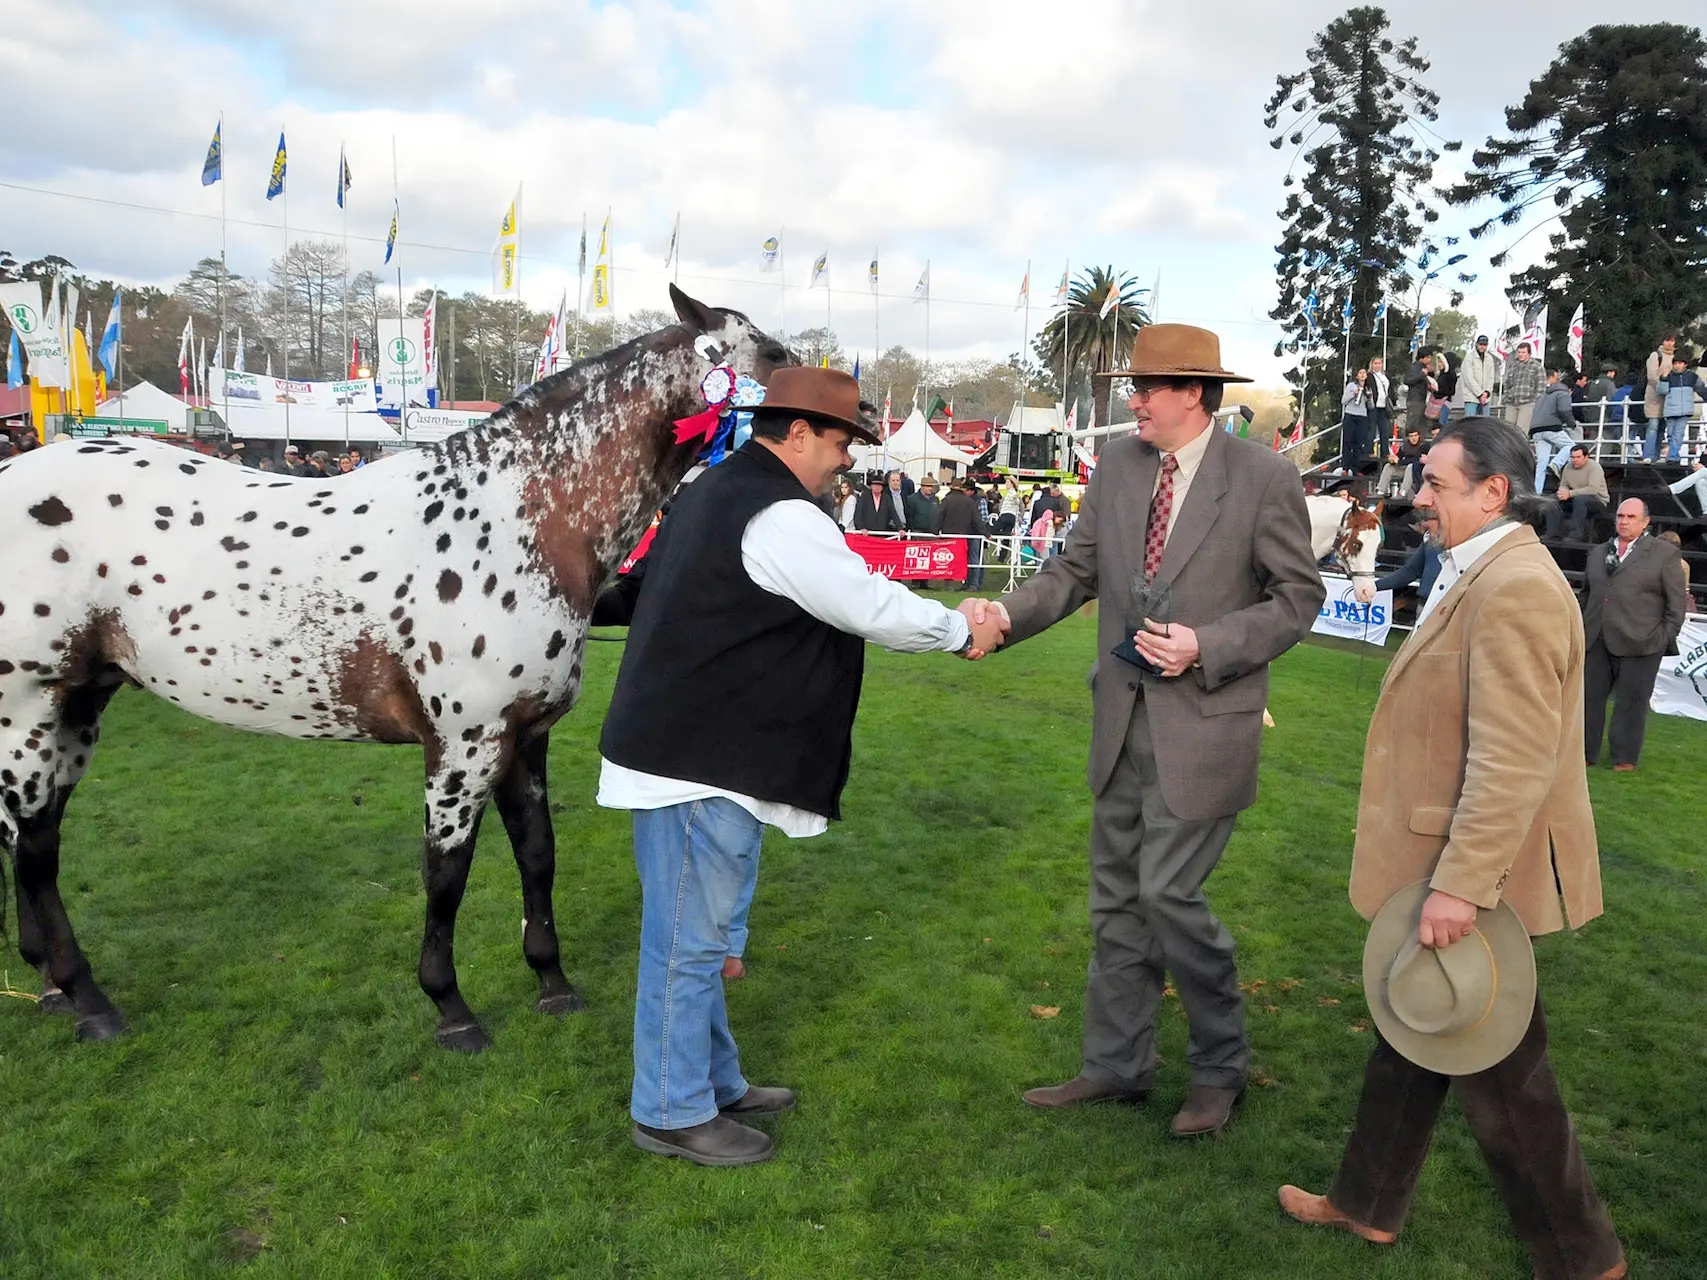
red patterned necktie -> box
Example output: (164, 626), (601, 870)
(1143, 454), (1179, 581)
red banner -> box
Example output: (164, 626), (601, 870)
(844, 533), (969, 580)
(619, 525), (969, 581)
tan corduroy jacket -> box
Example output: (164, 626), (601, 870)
(1349, 526), (1603, 936)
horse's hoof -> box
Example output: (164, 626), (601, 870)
(37, 988), (74, 1015)
(74, 1012), (130, 1042)
(434, 1021), (491, 1053)
(535, 990), (586, 1017)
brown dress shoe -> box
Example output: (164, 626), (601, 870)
(1022, 1075), (1150, 1109)
(632, 1115), (775, 1166)
(1612, 764), (1636, 773)
(1277, 1185), (1398, 1244)
(719, 1085), (796, 1116)
(1170, 1084), (1243, 1137)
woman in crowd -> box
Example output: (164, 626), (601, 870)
(1340, 366), (1373, 473)
(836, 477), (860, 530)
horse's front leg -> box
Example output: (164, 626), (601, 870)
(493, 729), (583, 1016)
(418, 756), (503, 1053)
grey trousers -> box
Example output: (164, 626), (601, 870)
(1082, 699), (1246, 1091)
(1583, 637), (1663, 766)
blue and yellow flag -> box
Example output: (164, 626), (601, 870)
(384, 200), (399, 265)
(266, 132), (287, 201)
(201, 122), (222, 186)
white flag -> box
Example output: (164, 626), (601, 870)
(810, 252), (828, 289)
(1015, 268), (1030, 311)
(1567, 303), (1585, 370)
(491, 183), (522, 294)
(664, 212), (680, 269)
(912, 263), (929, 303)
(1098, 283), (1120, 321)
(760, 234), (780, 272)
(234, 327), (246, 372)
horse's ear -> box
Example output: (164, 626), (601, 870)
(670, 284), (720, 335)
(1373, 500), (1386, 519)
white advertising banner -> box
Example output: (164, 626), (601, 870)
(377, 317), (433, 408)
(1653, 616), (1707, 722)
(399, 408), (491, 443)
(216, 369), (377, 412)
(0, 281), (70, 386)
(1311, 574), (1395, 648)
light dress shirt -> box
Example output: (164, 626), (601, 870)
(598, 498), (971, 838)
(1149, 420), (1215, 544)
(1415, 520), (1520, 629)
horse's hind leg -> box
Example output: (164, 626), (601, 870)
(493, 729), (582, 1017)
(10, 682), (127, 1040)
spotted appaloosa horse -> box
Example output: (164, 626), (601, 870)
(0, 284), (791, 1052)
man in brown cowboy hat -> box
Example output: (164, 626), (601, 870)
(599, 367), (1006, 1167)
(968, 324), (1324, 1137)
(1278, 417), (1624, 1278)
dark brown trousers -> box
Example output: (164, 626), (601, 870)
(1328, 995), (1622, 1280)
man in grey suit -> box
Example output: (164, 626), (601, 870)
(970, 324), (1324, 1137)
(1582, 498), (1688, 771)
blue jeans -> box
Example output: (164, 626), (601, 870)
(964, 535), (985, 590)
(1641, 419), (1689, 461)
(631, 798), (761, 1129)
(1531, 430), (1574, 491)
(1462, 401), (1488, 417)
(1436, 403), (1451, 425)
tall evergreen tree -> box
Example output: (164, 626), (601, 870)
(1449, 23), (1707, 370)
(1265, 6), (1462, 416)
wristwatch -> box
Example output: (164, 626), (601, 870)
(956, 632), (975, 655)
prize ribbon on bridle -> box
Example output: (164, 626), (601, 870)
(672, 368), (767, 468)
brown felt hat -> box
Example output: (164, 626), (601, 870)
(756, 367), (882, 445)
(1363, 880), (1536, 1076)
(1106, 323), (1252, 383)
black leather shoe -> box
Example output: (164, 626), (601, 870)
(632, 1116), (775, 1166)
(719, 1085), (796, 1116)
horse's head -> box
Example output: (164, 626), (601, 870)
(668, 283), (794, 390)
(1334, 501), (1384, 582)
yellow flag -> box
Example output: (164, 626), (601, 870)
(592, 263), (611, 311)
(597, 211), (609, 260)
(492, 184), (522, 294)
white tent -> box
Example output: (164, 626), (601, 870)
(1004, 403), (1064, 434)
(94, 381), (189, 431)
(850, 408), (982, 479)
(218, 402), (404, 446)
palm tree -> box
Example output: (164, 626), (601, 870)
(1035, 266), (1150, 427)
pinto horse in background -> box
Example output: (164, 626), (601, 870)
(1305, 492), (1383, 591)
(0, 285), (791, 1052)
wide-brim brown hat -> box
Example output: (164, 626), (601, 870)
(1105, 323), (1252, 383)
(1363, 880), (1535, 1076)
(755, 367), (883, 445)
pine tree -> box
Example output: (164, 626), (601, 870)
(1265, 6), (1462, 417)
(1448, 23), (1707, 370)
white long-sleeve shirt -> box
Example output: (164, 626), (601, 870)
(598, 499), (971, 836)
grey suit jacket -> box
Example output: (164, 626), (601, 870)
(1001, 427), (1325, 820)
(1581, 535), (1688, 657)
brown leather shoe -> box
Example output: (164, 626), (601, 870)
(1170, 1084), (1243, 1137)
(1612, 763), (1636, 773)
(1022, 1075), (1150, 1109)
(1277, 1185), (1398, 1244)
(719, 1085), (796, 1116)
(1534, 1259), (1626, 1280)
(632, 1115), (775, 1166)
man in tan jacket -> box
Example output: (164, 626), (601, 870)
(1278, 418), (1625, 1279)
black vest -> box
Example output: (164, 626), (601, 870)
(599, 442), (866, 819)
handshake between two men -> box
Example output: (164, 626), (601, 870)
(953, 597), (1204, 678)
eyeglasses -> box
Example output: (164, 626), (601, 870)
(1129, 379), (1185, 401)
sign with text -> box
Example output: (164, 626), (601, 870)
(1311, 574), (1394, 647)
(1653, 616), (1707, 722)
(216, 369), (377, 412)
(846, 533), (970, 580)
(376, 317), (433, 408)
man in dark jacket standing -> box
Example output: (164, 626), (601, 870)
(1581, 499), (1688, 771)
(599, 368), (1004, 1167)
(906, 476), (942, 534)
(1404, 353), (1438, 435)
(854, 469), (908, 532)
(936, 478), (984, 589)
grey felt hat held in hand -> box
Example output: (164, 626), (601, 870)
(1363, 880), (1536, 1076)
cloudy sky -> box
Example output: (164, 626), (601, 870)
(0, 0), (1682, 385)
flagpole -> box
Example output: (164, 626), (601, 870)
(512, 182), (524, 391)
(1062, 262), (1070, 423)
(872, 247), (880, 398)
(674, 212), (681, 286)
(117, 300), (126, 430)
(1021, 258), (1031, 408)
(392, 136), (409, 445)
(824, 259), (832, 346)
(576, 212), (586, 358)
(341, 142), (350, 453)
(218, 109), (229, 436)
(778, 227), (787, 340)
(924, 259), (931, 401)
(281, 127), (291, 450)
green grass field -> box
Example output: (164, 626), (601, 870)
(1, 604), (1702, 1279)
